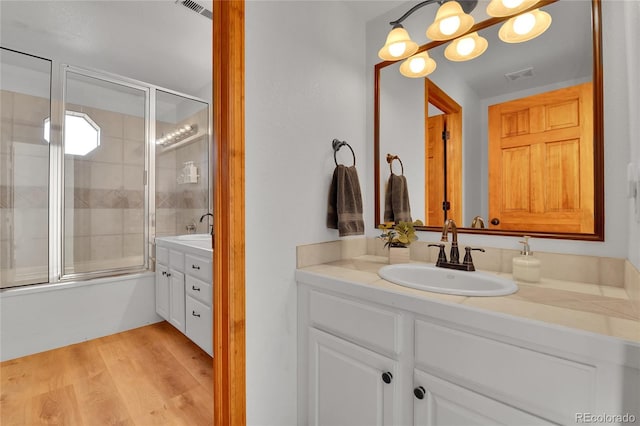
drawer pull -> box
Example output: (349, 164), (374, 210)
(192, 311), (201, 317)
(381, 372), (393, 384)
(192, 285), (201, 291)
(414, 386), (426, 400)
(192, 264), (200, 270)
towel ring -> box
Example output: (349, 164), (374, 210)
(386, 154), (404, 175)
(332, 138), (356, 167)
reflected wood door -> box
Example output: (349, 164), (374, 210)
(488, 82), (594, 233)
(426, 114), (445, 225)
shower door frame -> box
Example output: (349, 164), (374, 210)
(46, 63), (212, 285)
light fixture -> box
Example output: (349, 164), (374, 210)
(399, 52), (437, 78)
(486, 0), (539, 18)
(378, 24), (419, 61)
(155, 123), (198, 147)
(498, 9), (552, 43)
(43, 111), (101, 156)
(426, 1), (475, 41)
(444, 32), (488, 61)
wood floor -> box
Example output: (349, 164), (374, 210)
(0, 321), (213, 425)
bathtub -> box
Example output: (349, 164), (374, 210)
(0, 271), (161, 361)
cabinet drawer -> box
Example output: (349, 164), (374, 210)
(169, 249), (184, 271)
(186, 275), (211, 306)
(186, 295), (212, 356)
(414, 319), (596, 423)
(185, 253), (212, 282)
(308, 290), (399, 356)
(156, 246), (168, 265)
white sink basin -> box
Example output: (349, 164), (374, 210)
(176, 234), (211, 241)
(378, 263), (518, 297)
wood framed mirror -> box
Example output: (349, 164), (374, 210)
(374, 0), (603, 240)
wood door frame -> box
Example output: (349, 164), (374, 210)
(425, 79), (462, 226)
(213, 1), (246, 425)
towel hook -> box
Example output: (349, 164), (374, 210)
(386, 154), (404, 175)
(332, 138), (356, 167)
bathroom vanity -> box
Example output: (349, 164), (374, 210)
(297, 256), (640, 425)
(155, 235), (213, 356)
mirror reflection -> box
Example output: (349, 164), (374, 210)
(376, 0), (602, 239)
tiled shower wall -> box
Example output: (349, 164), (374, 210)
(156, 107), (209, 237)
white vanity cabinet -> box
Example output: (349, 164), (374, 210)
(300, 288), (404, 425)
(185, 253), (213, 355)
(297, 274), (640, 426)
(155, 237), (213, 356)
(155, 246), (185, 332)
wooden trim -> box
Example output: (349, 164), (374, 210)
(374, 63), (382, 227)
(592, 0), (604, 241)
(213, 1), (246, 425)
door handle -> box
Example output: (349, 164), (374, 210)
(490, 218), (500, 225)
(192, 285), (200, 291)
(192, 311), (201, 317)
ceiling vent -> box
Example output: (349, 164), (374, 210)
(504, 67), (535, 82)
(177, 0), (212, 20)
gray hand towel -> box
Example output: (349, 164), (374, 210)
(384, 173), (412, 223)
(327, 165), (364, 236)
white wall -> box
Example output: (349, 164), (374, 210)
(245, 1), (368, 424)
(365, 0), (633, 259)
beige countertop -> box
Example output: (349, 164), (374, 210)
(297, 255), (640, 344)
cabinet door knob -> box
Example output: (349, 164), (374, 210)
(192, 311), (201, 317)
(414, 386), (426, 400)
(161, 271), (166, 276)
(192, 285), (201, 291)
(490, 218), (500, 225)
(381, 372), (393, 384)
(192, 264), (200, 270)
(166, 272), (171, 277)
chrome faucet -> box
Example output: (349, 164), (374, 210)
(440, 219), (459, 264)
(199, 213), (214, 235)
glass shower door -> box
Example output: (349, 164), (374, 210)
(62, 69), (148, 277)
(0, 48), (51, 288)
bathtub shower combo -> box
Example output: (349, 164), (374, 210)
(0, 47), (212, 360)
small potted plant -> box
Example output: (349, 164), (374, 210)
(378, 220), (423, 264)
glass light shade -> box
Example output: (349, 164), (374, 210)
(444, 32), (488, 61)
(499, 9), (552, 43)
(378, 25), (419, 61)
(486, 0), (539, 17)
(399, 52), (437, 78)
(426, 1), (474, 41)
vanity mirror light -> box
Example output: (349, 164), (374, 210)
(374, 0), (603, 240)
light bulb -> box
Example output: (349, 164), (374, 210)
(409, 57), (426, 73)
(502, 0), (523, 9)
(388, 42), (407, 58)
(439, 16), (461, 36)
(513, 12), (535, 35)
(456, 37), (476, 56)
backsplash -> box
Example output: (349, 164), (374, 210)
(297, 238), (639, 291)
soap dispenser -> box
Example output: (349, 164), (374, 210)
(512, 236), (541, 283)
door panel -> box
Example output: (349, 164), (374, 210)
(413, 370), (556, 426)
(488, 82), (593, 232)
(308, 328), (398, 426)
